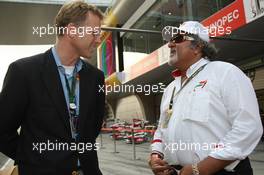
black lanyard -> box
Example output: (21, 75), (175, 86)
(64, 68), (79, 139)
(64, 73), (77, 106)
(168, 64), (207, 111)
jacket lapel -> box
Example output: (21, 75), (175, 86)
(40, 49), (71, 137)
(78, 62), (95, 134)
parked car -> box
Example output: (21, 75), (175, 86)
(124, 132), (148, 144)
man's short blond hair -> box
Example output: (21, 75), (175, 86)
(54, 0), (104, 36)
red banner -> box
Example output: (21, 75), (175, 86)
(202, 0), (246, 37)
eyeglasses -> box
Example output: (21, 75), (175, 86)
(170, 35), (194, 43)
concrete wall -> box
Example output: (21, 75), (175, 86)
(115, 95), (145, 123)
(137, 93), (162, 123)
(111, 92), (163, 124)
(253, 67), (264, 90)
(0, 2), (61, 45)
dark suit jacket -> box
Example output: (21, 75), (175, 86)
(0, 49), (105, 175)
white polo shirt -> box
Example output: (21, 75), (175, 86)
(151, 58), (263, 170)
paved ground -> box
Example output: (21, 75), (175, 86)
(249, 143), (264, 175)
(0, 134), (263, 175)
(97, 133), (264, 175)
(97, 134), (152, 175)
(0, 153), (9, 170)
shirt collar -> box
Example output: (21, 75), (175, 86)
(51, 47), (83, 73)
(171, 58), (209, 78)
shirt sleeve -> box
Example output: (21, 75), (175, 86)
(209, 65), (263, 160)
(151, 121), (164, 155)
(150, 88), (168, 156)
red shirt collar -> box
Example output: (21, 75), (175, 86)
(171, 69), (182, 78)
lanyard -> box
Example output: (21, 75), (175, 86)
(64, 68), (80, 139)
(168, 64), (207, 114)
(64, 72), (78, 108)
(163, 64), (207, 128)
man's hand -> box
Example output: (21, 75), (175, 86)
(197, 156), (234, 175)
(179, 156), (235, 175)
(149, 154), (172, 175)
(179, 165), (192, 175)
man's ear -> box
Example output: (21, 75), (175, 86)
(67, 23), (77, 39)
(194, 44), (203, 55)
(194, 47), (201, 55)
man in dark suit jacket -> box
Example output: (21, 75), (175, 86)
(0, 1), (105, 175)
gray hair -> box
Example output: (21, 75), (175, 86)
(189, 35), (218, 60)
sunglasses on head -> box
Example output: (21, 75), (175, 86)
(170, 34), (194, 43)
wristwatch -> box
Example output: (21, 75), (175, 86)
(192, 164), (200, 175)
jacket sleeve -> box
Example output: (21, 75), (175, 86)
(93, 71), (105, 140)
(0, 61), (28, 160)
